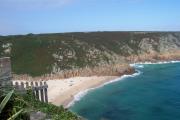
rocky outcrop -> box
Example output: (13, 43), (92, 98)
(126, 50), (180, 63)
(13, 64), (135, 80)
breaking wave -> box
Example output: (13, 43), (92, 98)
(130, 60), (180, 66)
(67, 70), (141, 108)
(68, 60), (180, 108)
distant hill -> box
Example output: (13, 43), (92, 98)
(1, 32), (180, 76)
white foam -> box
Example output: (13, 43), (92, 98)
(130, 60), (180, 67)
(67, 70), (141, 108)
(130, 64), (144, 68)
(73, 90), (89, 101)
(68, 60), (180, 107)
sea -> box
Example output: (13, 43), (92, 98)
(70, 61), (180, 120)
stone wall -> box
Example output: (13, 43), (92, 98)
(0, 57), (12, 86)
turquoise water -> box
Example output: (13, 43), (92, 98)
(70, 62), (180, 120)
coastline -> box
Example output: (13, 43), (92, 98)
(67, 71), (141, 108)
(47, 76), (119, 108)
(130, 60), (180, 67)
(70, 61), (180, 120)
(64, 60), (180, 108)
(47, 70), (141, 108)
(12, 63), (135, 108)
(12, 60), (180, 109)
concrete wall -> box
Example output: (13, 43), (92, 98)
(0, 57), (12, 86)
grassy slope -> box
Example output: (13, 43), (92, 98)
(0, 32), (180, 76)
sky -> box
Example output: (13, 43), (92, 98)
(0, 0), (180, 35)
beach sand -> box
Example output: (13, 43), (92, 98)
(47, 76), (119, 107)
(12, 76), (119, 108)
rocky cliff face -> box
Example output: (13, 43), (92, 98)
(0, 32), (180, 76)
(13, 64), (135, 80)
(137, 33), (180, 54)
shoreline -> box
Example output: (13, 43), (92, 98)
(47, 76), (119, 108)
(67, 71), (141, 108)
(64, 60), (180, 108)
(130, 60), (180, 66)
(12, 60), (180, 108)
(12, 63), (135, 108)
(48, 70), (142, 108)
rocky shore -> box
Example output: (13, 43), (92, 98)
(13, 64), (135, 81)
(126, 50), (180, 63)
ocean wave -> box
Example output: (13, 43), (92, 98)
(130, 64), (144, 68)
(130, 60), (180, 67)
(67, 88), (92, 107)
(68, 60), (180, 107)
(103, 70), (141, 86)
(67, 70), (141, 108)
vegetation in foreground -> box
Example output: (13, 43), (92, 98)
(0, 88), (81, 120)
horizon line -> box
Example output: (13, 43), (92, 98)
(1, 30), (180, 36)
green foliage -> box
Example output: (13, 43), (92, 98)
(0, 90), (27, 120)
(1, 32), (179, 77)
(0, 90), (14, 113)
(7, 109), (23, 120)
(18, 89), (80, 120)
(0, 89), (80, 120)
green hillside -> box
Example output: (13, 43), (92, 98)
(0, 32), (180, 76)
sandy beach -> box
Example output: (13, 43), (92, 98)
(12, 76), (119, 107)
(46, 76), (119, 107)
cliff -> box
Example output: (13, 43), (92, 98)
(13, 64), (135, 80)
(0, 32), (180, 77)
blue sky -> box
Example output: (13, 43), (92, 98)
(0, 0), (180, 35)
